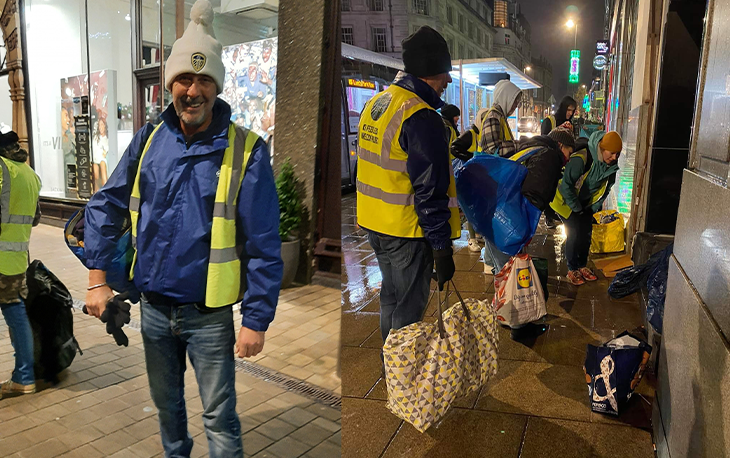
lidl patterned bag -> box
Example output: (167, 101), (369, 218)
(383, 282), (499, 432)
(492, 254), (547, 327)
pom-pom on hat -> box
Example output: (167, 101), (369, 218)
(164, 0), (224, 94)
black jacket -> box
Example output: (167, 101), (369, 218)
(450, 125), (478, 161)
(518, 135), (568, 211)
(541, 95), (577, 135)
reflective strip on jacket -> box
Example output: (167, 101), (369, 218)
(83, 100), (283, 332)
(356, 84), (460, 239)
(129, 122), (258, 308)
(0, 156), (41, 276)
(489, 107), (515, 142)
(549, 149), (607, 219)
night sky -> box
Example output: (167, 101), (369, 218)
(517, 0), (606, 99)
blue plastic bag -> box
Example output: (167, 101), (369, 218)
(64, 208), (140, 303)
(646, 244), (673, 334)
(455, 154), (541, 256)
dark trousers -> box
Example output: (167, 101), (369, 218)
(367, 231), (434, 344)
(562, 211), (594, 271)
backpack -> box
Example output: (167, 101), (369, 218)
(25, 260), (82, 383)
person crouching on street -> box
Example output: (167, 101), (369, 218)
(483, 127), (575, 339)
(550, 130), (622, 286)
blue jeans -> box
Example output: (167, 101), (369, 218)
(367, 232), (434, 343)
(484, 239), (512, 274)
(0, 299), (35, 385)
(140, 298), (242, 458)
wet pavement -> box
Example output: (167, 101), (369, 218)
(341, 193), (656, 458)
(0, 224), (340, 458)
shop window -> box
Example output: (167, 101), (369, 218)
(342, 26), (354, 45)
(372, 27), (387, 52)
(25, 0), (278, 201)
(369, 0), (384, 12)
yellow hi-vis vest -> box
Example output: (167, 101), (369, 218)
(0, 156), (41, 276)
(546, 115), (556, 131)
(467, 125), (480, 154)
(488, 107), (515, 142)
(129, 122), (259, 308)
(356, 84), (460, 239)
(549, 149), (608, 219)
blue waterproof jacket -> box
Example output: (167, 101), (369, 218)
(84, 99), (283, 332)
(393, 73), (452, 251)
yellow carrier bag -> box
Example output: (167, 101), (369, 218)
(590, 210), (625, 254)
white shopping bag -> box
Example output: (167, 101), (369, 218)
(492, 254), (546, 327)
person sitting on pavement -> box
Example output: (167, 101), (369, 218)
(479, 80), (522, 158)
(541, 95), (577, 135)
(83, 1), (283, 456)
(440, 103), (460, 148)
(0, 130), (42, 399)
(482, 127), (575, 340)
(450, 107), (488, 161)
(356, 26), (460, 357)
(550, 130), (622, 286)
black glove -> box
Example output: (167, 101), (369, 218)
(100, 292), (131, 347)
(433, 247), (455, 291)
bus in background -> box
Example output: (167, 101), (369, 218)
(341, 43), (403, 189)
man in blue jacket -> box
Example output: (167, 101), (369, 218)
(356, 26), (460, 350)
(83, 2), (282, 456)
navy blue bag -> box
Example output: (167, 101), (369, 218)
(455, 154), (541, 255)
(64, 208), (140, 303)
(646, 244), (673, 334)
(584, 331), (651, 416)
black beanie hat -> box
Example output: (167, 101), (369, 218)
(402, 26), (452, 78)
(0, 130), (19, 148)
(441, 104), (460, 119)
(548, 127), (576, 149)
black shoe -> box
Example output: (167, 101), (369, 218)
(511, 323), (548, 341)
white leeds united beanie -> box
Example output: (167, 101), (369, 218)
(164, 0), (224, 94)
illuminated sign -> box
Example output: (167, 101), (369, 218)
(347, 78), (376, 90)
(569, 49), (580, 84)
(596, 40), (609, 55)
(593, 55), (608, 70)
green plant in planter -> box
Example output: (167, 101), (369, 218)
(276, 159), (303, 242)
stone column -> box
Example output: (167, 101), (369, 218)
(275, 0), (340, 284)
(0, 0), (28, 153)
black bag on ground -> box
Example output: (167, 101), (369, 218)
(25, 260), (82, 383)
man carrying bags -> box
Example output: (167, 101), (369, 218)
(356, 26), (460, 349)
(550, 130), (622, 285)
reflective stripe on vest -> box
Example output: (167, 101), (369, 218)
(548, 116), (556, 131)
(129, 123), (258, 307)
(549, 150), (608, 219)
(509, 146), (542, 164)
(0, 156), (41, 275)
(356, 85), (460, 239)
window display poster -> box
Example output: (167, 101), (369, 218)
(60, 69), (118, 198)
(221, 37), (277, 153)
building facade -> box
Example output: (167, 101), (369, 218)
(341, 0), (496, 61)
(530, 55), (552, 119)
(490, 0), (531, 69)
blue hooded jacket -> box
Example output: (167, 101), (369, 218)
(84, 99), (283, 332)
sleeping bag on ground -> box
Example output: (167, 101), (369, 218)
(455, 154), (541, 255)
